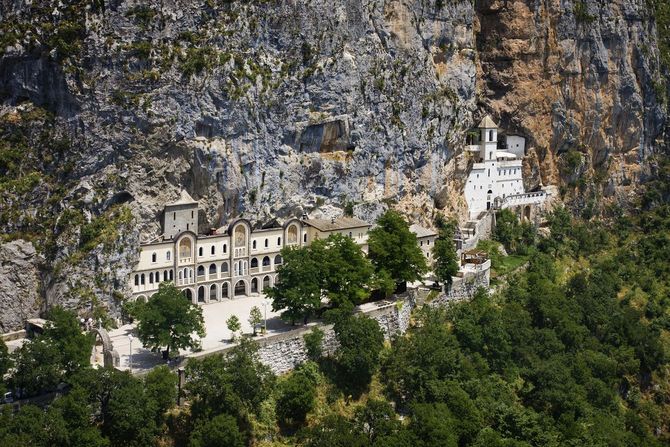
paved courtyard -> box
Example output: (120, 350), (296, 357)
(109, 295), (290, 373)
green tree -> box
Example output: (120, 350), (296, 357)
(333, 314), (384, 396)
(248, 306), (263, 336)
(494, 209), (522, 252)
(0, 339), (12, 378)
(276, 364), (318, 427)
(432, 222), (459, 287)
(267, 245), (323, 324)
(354, 399), (401, 444)
(186, 338), (275, 419)
(368, 210), (427, 287)
(303, 327), (325, 361)
(12, 333), (64, 395)
(144, 365), (178, 420)
(313, 233), (374, 306)
(135, 283), (205, 358)
(226, 315), (241, 341)
(189, 414), (245, 447)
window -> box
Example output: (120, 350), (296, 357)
(303, 233), (307, 243)
(141, 274), (145, 285)
(169, 270), (173, 280)
(198, 247), (203, 256)
(166, 251), (171, 261)
(151, 253), (156, 263)
(264, 239), (269, 248)
(427, 240), (430, 245)
(253, 240), (257, 249)
(277, 237), (281, 245)
(488, 169), (490, 177)
(173, 212), (176, 219)
(134, 275), (139, 286)
(223, 244), (227, 253)
(187, 224), (189, 231)
(420, 241), (423, 246)
(489, 130), (493, 141)
(211, 246), (215, 255)
(489, 152), (492, 159)
(349, 232), (352, 238)
(149, 272), (154, 283)
(191, 211), (194, 218)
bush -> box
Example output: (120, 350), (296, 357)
(276, 365), (318, 427)
(303, 327), (325, 361)
(189, 414), (244, 447)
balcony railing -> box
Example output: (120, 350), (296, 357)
(234, 247), (247, 258)
(262, 265), (272, 272)
(249, 267), (259, 274)
(219, 271), (230, 279)
(177, 277), (194, 286)
(179, 256), (193, 264)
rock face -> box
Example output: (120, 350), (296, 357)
(476, 0), (667, 207)
(0, 0), (666, 327)
(0, 240), (40, 332)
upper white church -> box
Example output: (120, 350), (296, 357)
(464, 115), (547, 218)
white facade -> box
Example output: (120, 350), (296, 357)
(130, 194), (372, 305)
(505, 135), (526, 159)
(464, 116), (527, 218)
(409, 224), (438, 265)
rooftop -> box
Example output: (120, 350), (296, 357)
(166, 190), (198, 207)
(409, 224), (437, 238)
(303, 216), (370, 232)
(478, 114), (498, 129)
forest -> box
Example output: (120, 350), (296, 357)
(0, 156), (669, 446)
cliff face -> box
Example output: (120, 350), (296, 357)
(0, 0), (666, 329)
(476, 0), (666, 210)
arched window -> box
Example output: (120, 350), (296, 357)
(197, 266), (205, 277)
(197, 286), (205, 303)
(184, 289), (193, 302)
(489, 130), (493, 141)
(221, 262), (229, 273)
(253, 240), (257, 249)
(277, 237), (281, 245)
(141, 274), (145, 285)
(251, 258), (259, 268)
(166, 251), (171, 261)
(264, 238), (269, 248)
(151, 253), (157, 263)
(303, 233), (307, 243)
(209, 264), (217, 275)
(191, 210), (194, 218)
(221, 283), (229, 298)
(262, 256), (271, 267)
(211, 246), (215, 255)
(349, 231), (352, 238)
(169, 270), (173, 281)
(274, 255), (283, 265)
(234, 281), (246, 296)
(223, 244), (227, 253)
(134, 275), (139, 286)
(287, 225), (298, 244)
(178, 270), (183, 280)
(198, 247), (203, 257)
(251, 278), (259, 294)
(210, 284), (217, 301)
(263, 276), (271, 290)
(149, 272), (154, 284)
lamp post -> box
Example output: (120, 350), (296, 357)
(128, 334), (133, 372)
(262, 301), (268, 334)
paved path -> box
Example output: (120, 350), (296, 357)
(109, 295), (290, 374)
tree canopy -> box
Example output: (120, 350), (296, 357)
(134, 283), (205, 358)
(432, 219), (459, 286)
(268, 233), (375, 324)
(368, 210), (427, 287)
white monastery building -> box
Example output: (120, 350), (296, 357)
(130, 191), (372, 304)
(464, 115), (547, 219)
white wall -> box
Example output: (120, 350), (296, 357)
(506, 135), (525, 158)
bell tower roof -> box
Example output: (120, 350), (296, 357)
(166, 190), (198, 207)
(477, 115), (498, 129)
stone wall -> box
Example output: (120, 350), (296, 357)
(429, 268), (490, 308)
(184, 290), (421, 374)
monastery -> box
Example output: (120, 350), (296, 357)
(464, 115), (548, 219)
(129, 114), (544, 304)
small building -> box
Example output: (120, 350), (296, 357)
(409, 224), (438, 265)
